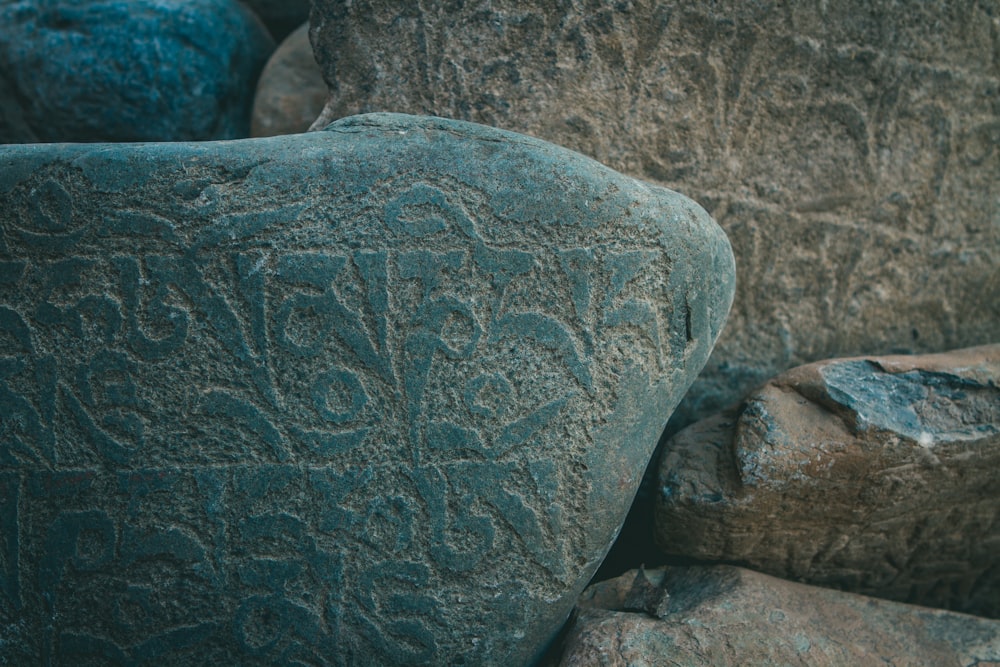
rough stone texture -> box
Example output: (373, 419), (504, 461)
(655, 346), (1000, 618)
(0, 0), (275, 143)
(0, 113), (734, 665)
(560, 566), (1000, 666)
(240, 0), (311, 41)
(252, 23), (328, 138)
(309, 0), (1000, 429)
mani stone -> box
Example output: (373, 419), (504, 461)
(251, 23), (328, 138)
(0, 113), (735, 665)
(654, 346), (1000, 619)
(560, 566), (1000, 666)
(0, 0), (275, 143)
(309, 0), (1000, 429)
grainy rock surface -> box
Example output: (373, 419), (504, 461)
(309, 0), (1000, 428)
(561, 566), (1000, 666)
(252, 23), (328, 138)
(655, 346), (1000, 618)
(0, 113), (734, 665)
(0, 0), (274, 143)
(240, 0), (311, 41)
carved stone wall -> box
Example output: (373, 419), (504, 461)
(309, 0), (1000, 427)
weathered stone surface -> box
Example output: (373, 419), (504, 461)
(0, 0), (274, 143)
(0, 113), (734, 665)
(655, 346), (1000, 618)
(309, 0), (1000, 429)
(561, 566), (1000, 666)
(251, 23), (328, 138)
(241, 0), (311, 41)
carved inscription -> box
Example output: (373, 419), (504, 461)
(309, 0), (1000, 433)
(0, 152), (686, 664)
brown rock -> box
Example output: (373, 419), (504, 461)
(0, 69), (38, 143)
(654, 345), (1000, 617)
(561, 566), (1000, 667)
(307, 0), (1000, 427)
(251, 23), (327, 137)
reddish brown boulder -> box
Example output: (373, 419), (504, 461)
(561, 566), (1000, 667)
(655, 346), (1000, 618)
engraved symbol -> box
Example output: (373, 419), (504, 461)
(115, 256), (190, 361)
(64, 350), (147, 463)
(13, 180), (87, 251)
(557, 248), (596, 321)
(29, 181), (74, 234)
(40, 510), (117, 592)
(312, 367), (368, 424)
(465, 373), (512, 419)
(0, 307), (56, 464)
(362, 495), (415, 554)
(603, 250), (664, 360)
(386, 183), (460, 237)
(354, 560), (441, 664)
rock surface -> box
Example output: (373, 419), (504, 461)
(309, 0), (1000, 428)
(561, 566), (1000, 666)
(0, 0), (274, 143)
(0, 68), (38, 143)
(251, 23), (328, 138)
(241, 0), (311, 41)
(0, 113), (734, 665)
(655, 346), (1000, 618)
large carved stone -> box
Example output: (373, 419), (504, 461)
(654, 346), (1000, 618)
(308, 0), (1000, 428)
(0, 114), (734, 664)
(561, 566), (1000, 666)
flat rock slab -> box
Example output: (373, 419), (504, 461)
(309, 0), (1000, 428)
(561, 566), (1000, 666)
(0, 114), (734, 664)
(655, 346), (1000, 618)
(0, 0), (274, 143)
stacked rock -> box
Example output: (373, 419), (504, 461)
(654, 346), (1000, 618)
(2, 0), (998, 663)
(562, 567), (1000, 666)
(557, 346), (1000, 663)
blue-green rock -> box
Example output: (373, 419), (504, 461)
(0, 0), (274, 143)
(0, 113), (734, 664)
